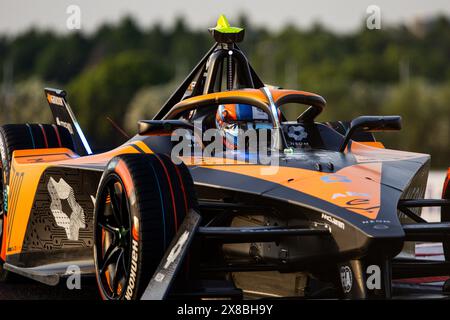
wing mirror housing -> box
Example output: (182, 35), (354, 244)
(339, 115), (401, 152)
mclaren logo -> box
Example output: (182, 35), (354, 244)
(47, 177), (86, 240)
(125, 216), (139, 300)
(321, 213), (345, 230)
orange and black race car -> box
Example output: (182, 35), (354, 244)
(0, 16), (449, 300)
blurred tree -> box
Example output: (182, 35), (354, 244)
(34, 32), (90, 83)
(0, 15), (448, 166)
(380, 80), (450, 166)
(90, 16), (143, 61)
(68, 50), (174, 150)
(0, 77), (51, 124)
(0, 36), (6, 72)
(7, 30), (56, 80)
(124, 82), (177, 132)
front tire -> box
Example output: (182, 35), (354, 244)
(93, 153), (197, 300)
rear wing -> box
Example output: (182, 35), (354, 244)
(44, 88), (92, 156)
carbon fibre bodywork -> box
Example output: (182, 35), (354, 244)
(139, 128), (430, 264)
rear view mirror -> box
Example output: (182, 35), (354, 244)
(339, 116), (401, 152)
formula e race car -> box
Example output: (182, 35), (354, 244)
(0, 16), (449, 300)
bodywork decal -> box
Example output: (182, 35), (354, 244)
(196, 162), (382, 219)
(47, 177), (86, 241)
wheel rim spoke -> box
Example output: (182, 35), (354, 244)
(96, 176), (132, 299)
(121, 251), (129, 278)
(98, 221), (120, 234)
(120, 188), (128, 217)
(99, 245), (121, 275)
(112, 248), (125, 294)
(108, 183), (122, 226)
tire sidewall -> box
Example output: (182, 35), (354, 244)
(0, 130), (9, 278)
(93, 157), (142, 300)
(0, 130), (9, 192)
(0, 132), (8, 175)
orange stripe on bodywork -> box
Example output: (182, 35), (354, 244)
(271, 89), (323, 102)
(13, 148), (77, 164)
(356, 141), (385, 149)
(179, 89), (268, 105)
(6, 161), (51, 255)
(57, 145), (140, 166)
(133, 141), (153, 153)
(200, 162), (382, 219)
(443, 168), (450, 198)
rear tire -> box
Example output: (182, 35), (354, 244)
(93, 153), (197, 300)
(0, 123), (74, 281)
(0, 124), (74, 182)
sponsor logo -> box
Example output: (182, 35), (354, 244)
(153, 231), (190, 284)
(132, 216), (139, 241)
(125, 217), (139, 300)
(47, 177), (85, 240)
(332, 191), (370, 200)
(340, 265), (353, 293)
(344, 198), (380, 214)
(362, 219), (391, 225)
(321, 213), (345, 230)
(47, 94), (64, 106)
(56, 117), (74, 134)
(320, 174), (351, 183)
(164, 231), (189, 269)
(287, 125), (308, 141)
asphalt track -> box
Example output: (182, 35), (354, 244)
(0, 277), (448, 299)
(0, 276), (99, 300)
(0, 243), (446, 299)
(0, 271), (447, 299)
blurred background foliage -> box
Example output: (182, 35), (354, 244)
(0, 15), (449, 167)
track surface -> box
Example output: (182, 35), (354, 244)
(0, 244), (447, 299)
(0, 276), (99, 300)
(0, 278), (447, 300)
(0, 273), (447, 300)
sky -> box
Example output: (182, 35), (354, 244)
(0, 0), (449, 35)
